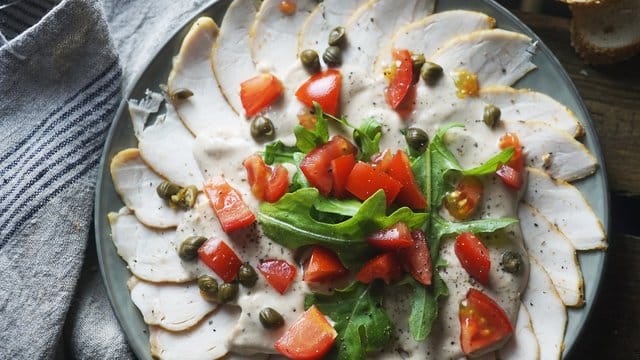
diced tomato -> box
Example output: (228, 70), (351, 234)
(300, 135), (357, 196)
(345, 162), (402, 206)
(366, 222), (413, 250)
(496, 165), (523, 190)
(330, 153), (356, 198)
(295, 69), (342, 116)
(275, 305), (337, 360)
(385, 49), (413, 109)
(370, 149), (393, 172)
(240, 73), (284, 117)
(395, 84), (417, 118)
(258, 259), (298, 294)
(303, 246), (348, 283)
(356, 252), (403, 285)
(386, 150), (427, 209)
(496, 132), (524, 190)
(454, 232), (490, 286)
(459, 289), (513, 355)
(398, 230), (433, 285)
(197, 238), (243, 283)
(203, 176), (256, 233)
(243, 154), (289, 203)
(444, 176), (484, 220)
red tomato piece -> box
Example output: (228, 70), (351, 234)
(295, 69), (342, 116)
(498, 132), (524, 171)
(496, 165), (523, 190)
(395, 83), (417, 118)
(197, 238), (243, 283)
(370, 149), (393, 172)
(303, 246), (348, 283)
(240, 73), (284, 117)
(204, 176), (256, 233)
(366, 222), (413, 250)
(385, 49), (413, 109)
(356, 252), (403, 285)
(454, 232), (490, 286)
(444, 176), (484, 220)
(386, 150), (427, 209)
(243, 154), (289, 203)
(258, 259), (298, 294)
(330, 153), (356, 198)
(398, 230), (433, 286)
(275, 305), (337, 360)
(459, 289), (514, 355)
(345, 162), (402, 206)
(300, 135), (357, 196)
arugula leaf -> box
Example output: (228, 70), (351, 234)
(462, 147), (514, 176)
(313, 197), (362, 217)
(262, 140), (298, 165)
(353, 117), (382, 161)
(294, 103), (330, 153)
(396, 273), (448, 341)
(410, 150), (430, 209)
(306, 282), (393, 360)
(258, 188), (427, 267)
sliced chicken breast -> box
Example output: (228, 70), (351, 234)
(298, 0), (367, 54)
(498, 303), (540, 360)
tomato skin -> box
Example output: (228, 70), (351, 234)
(197, 238), (243, 283)
(454, 232), (490, 286)
(385, 49), (413, 109)
(356, 252), (403, 285)
(345, 162), (402, 206)
(371, 149), (393, 172)
(204, 176), (256, 233)
(295, 69), (342, 116)
(398, 230), (433, 285)
(496, 165), (523, 190)
(386, 150), (427, 210)
(257, 259), (298, 294)
(240, 73), (284, 117)
(444, 176), (484, 220)
(243, 154), (289, 203)
(459, 289), (513, 355)
(497, 132), (524, 190)
(330, 153), (356, 198)
(303, 246), (348, 283)
(274, 305), (337, 360)
(395, 83), (417, 118)
(300, 135), (357, 196)
(366, 222), (413, 250)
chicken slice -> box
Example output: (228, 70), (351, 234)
(498, 304), (540, 360)
(297, 0), (367, 53)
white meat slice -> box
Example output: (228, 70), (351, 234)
(250, 0), (318, 76)
(149, 306), (241, 360)
(212, 0), (259, 114)
(503, 120), (597, 182)
(110, 148), (184, 228)
(523, 258), (567, 360)
(519, 203), (584, 306)
(128, 277), (217, 331)
(297, 0), (367, 53)
(375, 10), (496, 74)
(342, 0), (435, 70)
(524, 167), (607, 250)
(498, 303), (540, 360)
(480, 86), (584, 137)
(431, 29), (537, 87)
(167, 17), (242, 136)
(109, 208), (194, 282)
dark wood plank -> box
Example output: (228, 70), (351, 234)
(517, 12), (640, 196)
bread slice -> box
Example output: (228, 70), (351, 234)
(570, 0), (640, 64)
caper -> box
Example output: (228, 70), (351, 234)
(198, 275), (219, 302)
(170, 88), (194, 101)
(420, 61), (443, 85)
(411, 53), (426, 84)
(170, 185), (198, 209)
(322, 46), (342, 67)
(483, 104), (501, 128)
(157, 181), (182, 200)
(259, 307), (285, 329)
(405, 127), (429, 154)
(300, 49), (321, 73)
(250, 116), (275, 142)
(178, 235), (207, 260)
(328, 26), (346, 47)
(501, 251), (523, 274)
(218, 282), (239, 303)
(237, 263), (258, 287)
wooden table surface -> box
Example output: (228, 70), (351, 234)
(514, 11), (640, 360)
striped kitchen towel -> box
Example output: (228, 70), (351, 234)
(0, 0), (211, 358)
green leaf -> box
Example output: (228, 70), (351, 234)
(401, 273), (448, 341)
(290, 152), (310, 191)
(353, 117), (382, 161)
(306, 282), (394, 360)
(462, 147), (514, 176)
(429, 214), (518, 256)
(294, 103), (330, 153)
(429, 123), (464, 209)
(313, 197), (362, 217)
(262, 140), (298, 165)
(410, 150), (430, 209)
(258, 188), (427, 267)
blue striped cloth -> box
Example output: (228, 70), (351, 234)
(0, 0), (211, 358)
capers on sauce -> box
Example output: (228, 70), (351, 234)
(259, 307), (285, 329)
